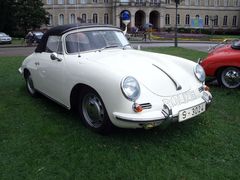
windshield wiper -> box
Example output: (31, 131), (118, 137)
(122, 43), (131, 50)
(99, 45), (119, 51)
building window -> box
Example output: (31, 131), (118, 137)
(236, 0), (240, 6)
(205, 15), (209, 26)
(232, 16), (237, 26)
(69, 0), (76, 4)
(59, 14), (64, 25)
(214, 0), (219, 6)
(185, 14), (190, 25)
(47, 0), (52, 4)
(93, 14), (98, 23)
(104, 0), (108, 3)
(80, 0), (87, 3)
(104, 13), (109, 24)
(185, 0), (189, 5)
(224, 0), (228, 6)
(48, 14), (53, 26)
(58, 0), (64, 4)
(214, 15), (218, 26)
(195, 0), (199, 5)
(81, 14), (87, 23)
(70, 14), (75, 24)
(165, 14), (170, 25)
(177, 14), (180, 25)
(93, 0), (97, 3)
(223, 16), (228, 26)
(165, 0), (170, 4)
(205, 0), (209, 6)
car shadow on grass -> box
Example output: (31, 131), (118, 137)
(19, 83), (207, 143)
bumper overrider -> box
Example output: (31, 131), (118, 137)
(113, 90), (212, 129)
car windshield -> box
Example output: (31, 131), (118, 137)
(0, 33), (7, 37)
(231, 40), (240, 50)
(65, 30), (130, 54)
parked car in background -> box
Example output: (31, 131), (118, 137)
(25, 31), (44, 45)
(200, 39), (240, 89)
(0, 32), (12, 44)
(32, 31), (44, 44)
(19, 24), (212, 133)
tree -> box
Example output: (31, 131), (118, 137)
(15, 0), (49, 34)
(0, 0), (17, 36)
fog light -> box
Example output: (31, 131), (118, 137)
(133, 103), (143, 112)
(143, 123), (154, 129)
(202, 91), (212, 104)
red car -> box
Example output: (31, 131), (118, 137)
(200, 39), (240, 89)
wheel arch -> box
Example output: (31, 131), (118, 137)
(215, 66), (227, 77)
(70, 83), (99, 110)
(23, 68), (31, 79)
(215, 66), (240, 77)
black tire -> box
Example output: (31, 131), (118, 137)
(217, 67), (240, 89)
(78, 88), (113, 134)
(25, 73), (38, 97)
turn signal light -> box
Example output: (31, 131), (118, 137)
(133, 103), (143, 112)
(204, 85), (210, 91)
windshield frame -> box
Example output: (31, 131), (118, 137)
(63, 28), (131, 55)
(231, 39), (240, 50)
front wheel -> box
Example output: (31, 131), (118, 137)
(25, 73), (38, 97)
(78, 88), (113, 134)
(217, 67), (240, 89)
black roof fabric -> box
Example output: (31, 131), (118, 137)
(35, 24), (117, 53)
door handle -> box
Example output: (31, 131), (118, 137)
(35, 62), (40, 66)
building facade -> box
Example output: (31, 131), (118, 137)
(43, 0), (240, 31)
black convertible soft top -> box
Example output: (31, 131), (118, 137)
(35, 24), (118, 53)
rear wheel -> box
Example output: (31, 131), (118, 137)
(78, 88), (113, 134)
(25, 73), (38, 97)
(217, 67), (240, 89)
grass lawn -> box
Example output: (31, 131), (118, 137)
(0, 48), (239, 179)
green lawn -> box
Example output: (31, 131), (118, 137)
(0, 49), (239, 179)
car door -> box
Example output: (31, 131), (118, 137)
(35, 35), (66, 105)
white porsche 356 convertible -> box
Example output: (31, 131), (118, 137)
(19, 24), (212, 133)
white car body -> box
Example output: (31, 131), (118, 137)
(19, 24), (212, 132)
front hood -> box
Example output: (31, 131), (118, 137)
(209, 44), (231, 55)
(87, 49), (196, 96)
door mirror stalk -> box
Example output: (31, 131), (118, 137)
(50, 52), (62, 62)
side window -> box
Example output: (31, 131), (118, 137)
(45, 36), (62, 54)
(66, 32), (91, 53)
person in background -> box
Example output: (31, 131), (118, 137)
(25, 31), (33, 46)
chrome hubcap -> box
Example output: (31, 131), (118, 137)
(82, 93), (104, 128)
(27, 76), (35, 94)
(222, 68), (240, 88)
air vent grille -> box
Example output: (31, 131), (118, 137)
(140, 103), (152, 109)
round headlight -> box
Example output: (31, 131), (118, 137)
(194, 64), (206, 82)
(121, 76), (140, 101)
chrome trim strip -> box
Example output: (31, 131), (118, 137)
(115, 115), (178, 123)
(140, 103), (152, 109)
(152, 64), (182, 90)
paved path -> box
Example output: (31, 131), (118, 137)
(0, 42), (217, 57)
(0, 46), (35, 57)
(131, 42), (217, 52)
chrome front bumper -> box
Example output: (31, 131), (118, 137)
(113, 91), (212, 129)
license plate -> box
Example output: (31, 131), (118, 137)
(179, 103), (206, 122)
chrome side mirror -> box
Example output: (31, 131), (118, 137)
(50, 52), (62, 62)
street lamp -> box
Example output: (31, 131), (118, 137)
(210, 15), (217, 35)
(173, 0), (180, 47)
